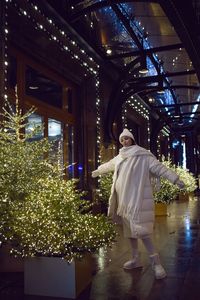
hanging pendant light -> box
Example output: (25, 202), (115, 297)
(139, 55), (148, 74)
(157, 76), (165, 93)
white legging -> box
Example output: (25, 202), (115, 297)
(129, 236), (157, 257)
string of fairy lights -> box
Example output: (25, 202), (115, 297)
(122, 96), (151, 147)
(3, 0), (102, 165)
(157, 133), (161, 159)
(127, 97), (149, 120)
(3, 1), (9, 106)
(156, 127), (171, 158)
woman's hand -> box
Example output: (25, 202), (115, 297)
(92, 170), (100, 178)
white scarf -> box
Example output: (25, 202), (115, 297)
(116, 145), (153, 221)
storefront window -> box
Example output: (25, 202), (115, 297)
(8, 51), (77, 181)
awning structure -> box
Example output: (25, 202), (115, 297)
(38, 1), (200, 139)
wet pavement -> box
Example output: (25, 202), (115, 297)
(1, 196), (200, 300)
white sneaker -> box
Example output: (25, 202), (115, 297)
(153, 264), (167, 279)
(123, 257), (143, 270)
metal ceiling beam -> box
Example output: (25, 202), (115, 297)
(124, 83), (178, 104)
(111, 4), (143, 50)
(125, 92), (174, 128)
(163, 113), (200, 122)
(128, 71), (196, 85)
(176, 111), (200, 115)
(170, 117), (199, 122)
(153, 101), (200, 108)
(170, 85), (200, 90)
(68, 0), (156, 22)
(128, 74), (163, 84)
(144, 84), (200, 91)
(111, 3), (163, 78)
(165, 70), (196, 77)
(106, 43), (183, 60)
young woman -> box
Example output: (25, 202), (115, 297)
(92, 128), (184, 279)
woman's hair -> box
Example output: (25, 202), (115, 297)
(130, 138), (135, 145)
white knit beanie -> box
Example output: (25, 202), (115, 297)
(119, 128), (135, 144)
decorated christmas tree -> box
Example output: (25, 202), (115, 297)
(0, 93), (116, 261)
(153, 157), (180, 204)
(95, 172), (113, 213)
(176, 165), (197, 194)
(153, 156), (197, 204)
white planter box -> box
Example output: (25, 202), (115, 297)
(24, 255), (93, 299)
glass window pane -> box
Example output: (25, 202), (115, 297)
(25, 113), (44, 141)
(48, 118), (63, 167)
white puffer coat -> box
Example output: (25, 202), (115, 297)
(97, 145), (179, 237)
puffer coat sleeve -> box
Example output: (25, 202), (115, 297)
(97, 155), (119, 175)
(148, 155), (179, 183)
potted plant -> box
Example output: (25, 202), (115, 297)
(10, 177), (116, 298)
(0, 97), (117, 298)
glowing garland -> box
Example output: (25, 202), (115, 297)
(157, 133), (161, 158)
(122, 97), (149, 123)
(3, 1), (9, 106)
(122, 97), (151, 148)
(95, 75), (101, 165)
(147, 121), (150, 147)
(13, 0), (98, 75)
